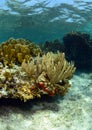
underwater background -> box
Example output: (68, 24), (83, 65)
(0, 0), (92, 43)
(0, 0), (92, 130)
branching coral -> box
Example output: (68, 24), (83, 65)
(0, 52), (75, 101)
(0, 38), (75, 101)
(21, 52), (76, 97)
(0, 38), (42, 66)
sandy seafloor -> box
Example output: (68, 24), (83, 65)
(0, 71), (92, 130)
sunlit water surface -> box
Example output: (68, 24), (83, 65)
(0, 0), (92, 43)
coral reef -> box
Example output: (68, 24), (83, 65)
(63, 31), (92, 69)
(40, 32), (92, 70)
(39, 39), (65, 53)
(0, 38), (42, 66)
(0, 51), (75, 101)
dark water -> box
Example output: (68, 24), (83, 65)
(0, 0), (92, 43)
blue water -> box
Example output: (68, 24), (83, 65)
(0, 0), (92, 43)
(0, 1), (92, 130)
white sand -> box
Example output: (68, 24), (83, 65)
(0, 72), (92, 130)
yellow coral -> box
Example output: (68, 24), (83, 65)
(16, 82), (34, 102)
(3, 70), (12, 80)
(0, 38), (42, 66)
(17, 53), (23, 63)
(0, 43), (75, 101)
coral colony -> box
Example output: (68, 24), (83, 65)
(0, 38), (75, 101)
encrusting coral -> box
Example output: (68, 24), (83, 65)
(0, 48), (75, 101)
(0, 38), (42, 66)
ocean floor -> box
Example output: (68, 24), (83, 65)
(0, 71), (92, 130)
